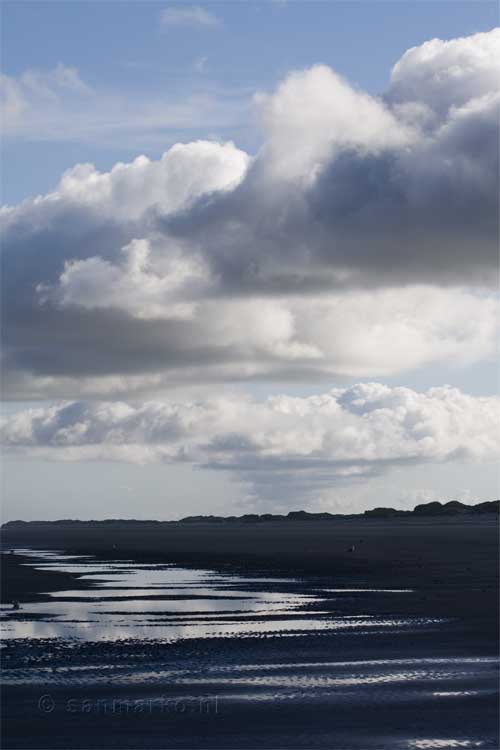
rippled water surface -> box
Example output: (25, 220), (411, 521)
(2, 549), (498, 749)
(1, 549), (433, 642)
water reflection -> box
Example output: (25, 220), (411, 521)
(1, 549), (439, 643)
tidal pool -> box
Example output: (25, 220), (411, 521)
(1, 548), (432, 642)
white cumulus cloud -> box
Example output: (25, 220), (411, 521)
(1, 29), (499, 398)
(2, 384), (499, 505)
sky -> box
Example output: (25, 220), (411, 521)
(1, 1), (499, 520)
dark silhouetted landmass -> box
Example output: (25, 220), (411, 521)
(2, 499), (497, 530)
(365, 499), (499, 518)
(179, 499), (498, 523)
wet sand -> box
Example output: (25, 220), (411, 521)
(1, 553), (95, 603)
(1, 518), (498, 749)
(3, 641), (498, 749)
(2, 518), (498, 636)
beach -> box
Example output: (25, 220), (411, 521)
(1, 517), (498, 749)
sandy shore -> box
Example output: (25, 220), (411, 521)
(2, 517), (498, 630)
(1, 517), (498, 749)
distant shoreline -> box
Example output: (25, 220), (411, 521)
(2, 498), (498, 527)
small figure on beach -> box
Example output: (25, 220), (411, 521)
(11, 600), (21, 610)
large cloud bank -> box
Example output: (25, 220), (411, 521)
(2, 384), (499, 502)
(2, 29), (499, 398)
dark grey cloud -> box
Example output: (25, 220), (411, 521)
(1, 30), (498, 397)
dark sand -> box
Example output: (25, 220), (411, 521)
(2, 518), (498, 628)
(1, 553), (96, 604)
(1, 517), (498, 749)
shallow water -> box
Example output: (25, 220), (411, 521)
(2, 549), (498, 749)
(1, 549), (437, 642)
